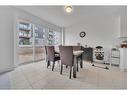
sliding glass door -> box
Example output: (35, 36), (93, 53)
(18, 19), (62, 64)
(34, 25), (46, 61)
(18, 20), (34, 64)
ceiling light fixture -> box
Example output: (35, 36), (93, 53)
(65, 6), (73, 13)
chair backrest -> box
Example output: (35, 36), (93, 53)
(59, 46), (73, 66)
(46, 46), (55, 61)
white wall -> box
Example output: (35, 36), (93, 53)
(65, 16), (120, 48)
(0, 6), (62, 73)
(65, 16), (120, 63)
(0, 7), (15, 73)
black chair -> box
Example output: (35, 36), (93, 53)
(45, 46), (60, 71)
(59, 46), (74, 79)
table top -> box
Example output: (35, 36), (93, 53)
(55, 49), (84, 56)
(73, 50), (84, 56)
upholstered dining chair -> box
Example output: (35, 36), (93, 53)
(45, 46), (60, 71)
(59, 46), (74, 79)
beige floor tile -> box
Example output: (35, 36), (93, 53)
(31, 79), (47, 89)
(26, 74), (43, 84)
(10, 79), (31, 89)
(80, 83), (98, 89)
(1, 60), (127, 89)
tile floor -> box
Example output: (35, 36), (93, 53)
(0, 61), (127, 89)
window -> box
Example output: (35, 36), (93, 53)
(47, 29), (62, 45)
(18, 20), (62, 64)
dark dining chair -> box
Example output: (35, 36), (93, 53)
(45, 46), (60, 71)
(59, 46), (74, 79)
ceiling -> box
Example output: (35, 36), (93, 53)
(16, 6), (127, 28)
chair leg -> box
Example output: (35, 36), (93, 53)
(70, 66), (72, 79)
(47, 60), (50, 68)
(52, 62), (55, 71)
(60, 64), (63, 75)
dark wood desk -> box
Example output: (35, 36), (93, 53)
(82, 47), (93, 62)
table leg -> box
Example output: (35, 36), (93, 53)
(47, 60), (50, 68)
(73, 56), (77, 78)
(80, 55), (83, 68)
